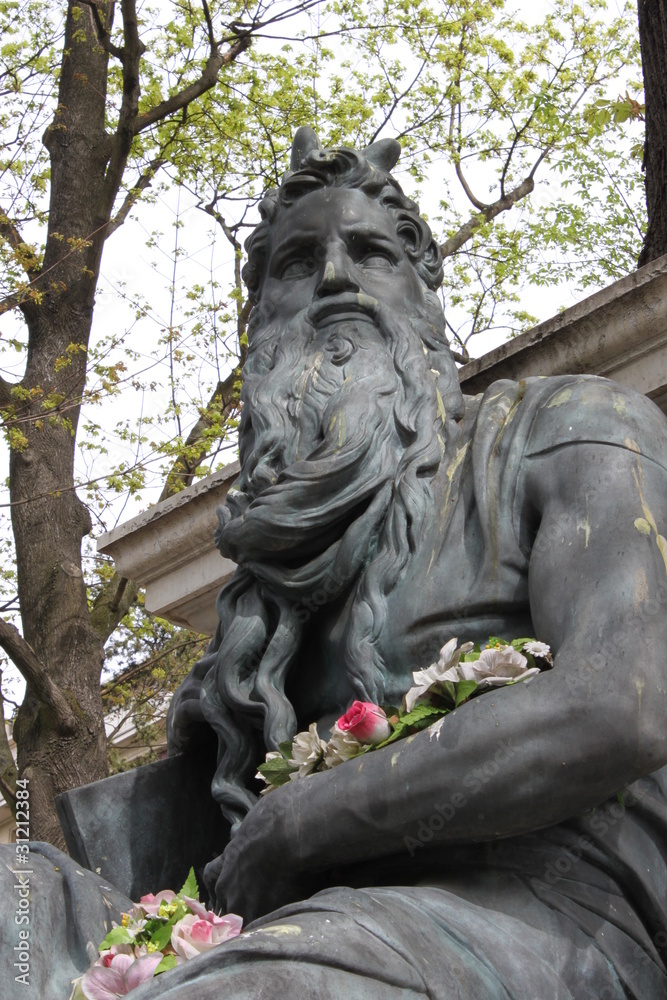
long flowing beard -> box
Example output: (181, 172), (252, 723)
(218, 297), (446, 572)
(169, 291), (459, 830)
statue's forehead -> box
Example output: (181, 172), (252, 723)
(268, 187), (397, 250)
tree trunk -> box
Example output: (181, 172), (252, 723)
(638, 0), (667, 265)
(9, 3), (115, 847)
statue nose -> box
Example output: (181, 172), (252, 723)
(316, 248), (360, 296)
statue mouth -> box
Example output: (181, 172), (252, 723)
(308, 293), (379, 328)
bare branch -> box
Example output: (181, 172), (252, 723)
(105, 157), (166, 238)
(158, 362), (244, 500)
(101, 638), (205, 699)
(79, 0), (125, 61)
(97, 0), (146, 215)
(133, 35), (251, 136)
(0, 291), (24, 318)
(0, 619), (77, 733)
(454, 159), (487, 212)
(440, 175), (536, 258)
(202, 0), (215, 48)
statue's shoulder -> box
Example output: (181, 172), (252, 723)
(497, 374), (667, 467)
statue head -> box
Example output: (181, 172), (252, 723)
(169, 129), (464, 836)
(242, 127), (444, 302)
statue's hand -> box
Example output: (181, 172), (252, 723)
(212, 790), (317, 923)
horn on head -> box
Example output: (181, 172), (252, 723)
(290, 127), (321, 171)
(363, 137), (401, 172)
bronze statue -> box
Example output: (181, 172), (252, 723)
(3, 129), (666, 999)
(160, 129), (667, 998)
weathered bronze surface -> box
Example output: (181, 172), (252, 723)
(4, 130), (666, 999)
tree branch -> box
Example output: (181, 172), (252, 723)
(201, 0), (215, 48)
(0, 619), (77, 733)
(455, 160), (487, 212)
(79, 0), (125, 62)
(158, 361), (244, 501)
(101, 637), (205, 699)
(133, 34), (251, 136)
(0, 673), (18, 816)
(90, 571), (139, 644)
(440, 175), (536, 258)
(105, 157), (166, 238)
(0, 206), (42, 277)
(97, 0), (146, 221)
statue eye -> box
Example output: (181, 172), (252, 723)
(359, 249), (394, 269)
(280, 256), (316, 279)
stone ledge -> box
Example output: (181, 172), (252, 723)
(97, 462), (240, 634)
(459, 253), (667, 405)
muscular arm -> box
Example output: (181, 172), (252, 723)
(217, 441), (667, 920)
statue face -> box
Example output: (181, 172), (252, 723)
(260, 187), (429, 326)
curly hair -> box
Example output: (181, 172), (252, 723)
(242, 138), (443, 302)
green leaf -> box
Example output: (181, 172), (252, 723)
(150, 920), (174, 952)
(454, 679), (479, 707)
(257, 756), (296, 786)
(178, 866), (198, 900)
(278, 739), (294, 758)
(99, 925), (133, 949)
(510, 637), (535, 651)
(170, 900), (189, 925)
(156, 954), (178, 975)
(377, 703), (450, 747)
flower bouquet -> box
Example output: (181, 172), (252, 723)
(70, 868), (242, 999)
(257, 636), (552, 792)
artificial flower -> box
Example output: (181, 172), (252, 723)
(133, 890), (177, 919)
(523, 640), (553, 664)
(404, 638), (474, 712)
(81, 952), (164, 999)
(447, 645), (540, 688)
(93, 944), (134, 969)
(171, 912), (243, 960)
(289, 722), (326, 777)
(323, 724), (366, 768)
(336, 701), (391, 744)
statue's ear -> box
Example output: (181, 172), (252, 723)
(290, 127), (321, 170)
(363, 137), (401, 172)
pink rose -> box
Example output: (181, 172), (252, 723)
(81, 952), (164, 998)
(171, 912), (243, 960)
(134, 889), (177, 918)
(336, 701), (391, 744)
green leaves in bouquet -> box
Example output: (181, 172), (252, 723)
(377, 703), (451, 748)
(179, 866), (199, 900)
(99, 925), (133, 950)
(257, 741), (298, 787)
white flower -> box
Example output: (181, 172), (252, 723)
(322, 724), (366, 769)
(523, 640), (553, 664)
(461, 646), (540, 688)
(404, 638), (474, 712)
(289, 723), (326, 777)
